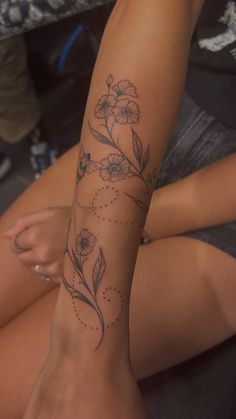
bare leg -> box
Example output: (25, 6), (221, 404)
(1, 236), (236, 418)
(0, 145), (78, 327)
(130, 237), (236, 377)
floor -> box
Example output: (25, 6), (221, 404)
(1, 11), (236, 418)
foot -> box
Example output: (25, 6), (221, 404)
(23, 356), (147, 419)
(30, 142), (58, 179)
(0, 152), (11, 180)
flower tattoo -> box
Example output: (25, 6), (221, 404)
(77, 145), (99, 183)
(94, 95), (116, 119)
(64, 225), (124, 350)
(112, 80), (137, 98)
(112, 99), (140, 124)
(76, 229), (97, 256)
(100, 154), (130, 182)
(89, 76), (153, 197)
(106, 74), (114, 87)
(82, 75), (156, 212)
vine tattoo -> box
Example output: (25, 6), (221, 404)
(77, 75), (157, 212)
(63, 226), (124, 350)
(63, 76), (156, 350)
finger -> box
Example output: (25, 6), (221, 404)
(46, 261), (63, 279)
(17, 250), (44, 267)
(17, 244), (61, 268)
(30, 264), (54, 285)
(17, 245), (54, 267)
(27, 261), (60, 285)
(12, 233), (31, 254)
(10, 228), (35, 254)
(32, 262), (62, 281)
(3, 208), (54, 239)
(4, 211), (46, 238)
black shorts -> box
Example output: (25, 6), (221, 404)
(156, 93), (236, 259)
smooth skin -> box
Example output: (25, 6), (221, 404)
(1, 145), (236, 418)
(2, 2), (234, 418)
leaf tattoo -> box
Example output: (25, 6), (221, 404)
(142, 145), (150, 172)
(63, 274), (96, 309)
(88, 121), (115, 147)
(132, 129), (143, 169)
(125, 193), (149, 213)
(72, 248), (83, 275)
(64, 230), (108, 350)
(92, 247), (106, 295)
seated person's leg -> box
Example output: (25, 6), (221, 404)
(1, 231), (236, 418)
(0, 145), (78, 327)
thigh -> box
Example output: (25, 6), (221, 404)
(0, 145), (78, 327)
(0, 289), (58, 419)
(1, 236), (236, 418)
(130, 236), (236, 378)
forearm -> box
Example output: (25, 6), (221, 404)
(52, 0), (195, 366)
(145, 153), (236, 240)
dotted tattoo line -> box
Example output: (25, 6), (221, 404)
(77, 185), (142, 227)
(102, 286), (124, 328)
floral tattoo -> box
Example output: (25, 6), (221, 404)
(64, 76), (156, 350)
(76, 229), (97, 256)
(76, 75), (157, 212)
(63, 225), (124, 351)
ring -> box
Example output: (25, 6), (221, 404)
(13, 234), (29, 253)
(33, 264), (51, 283)
(40, 275), (51, 283)
(33, 264), (41, 274)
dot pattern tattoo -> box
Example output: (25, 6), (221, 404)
(102, 287), (124, 328)
(76, 185), (143, 227)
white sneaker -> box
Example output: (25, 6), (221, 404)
(30, 142), (58, 179)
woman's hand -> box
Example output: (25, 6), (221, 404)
(3, 207), (71, 284)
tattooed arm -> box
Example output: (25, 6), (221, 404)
(23, 1), (204, 418)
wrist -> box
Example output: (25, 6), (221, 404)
(47, 339), (133, 391)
